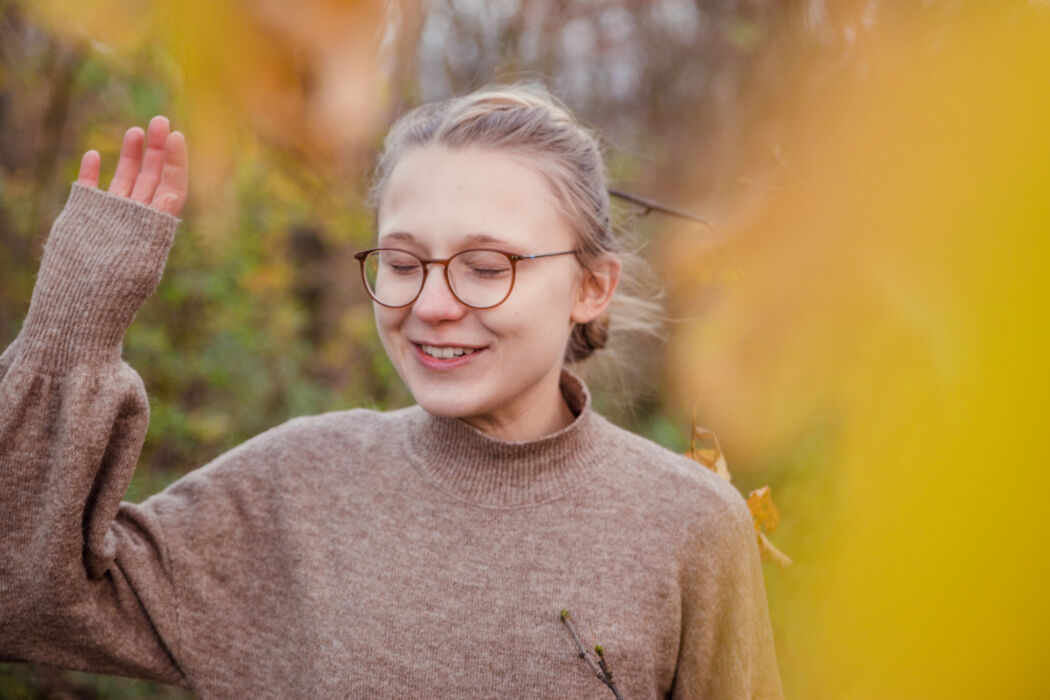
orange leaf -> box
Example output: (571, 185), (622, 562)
(747, 485), (780, 534)
(686, 426), (732, 483)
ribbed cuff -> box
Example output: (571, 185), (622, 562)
(15, 183), (180, 373)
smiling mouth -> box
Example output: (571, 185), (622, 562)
(418, 344), (482, 359)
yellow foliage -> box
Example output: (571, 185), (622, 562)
(238, 260), (292, 296)
(27, 0), (390, 200)
(668, 5), (1050, 697)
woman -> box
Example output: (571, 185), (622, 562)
(0, 85), (783, 698)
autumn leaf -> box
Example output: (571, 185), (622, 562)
(685, 417), (791, 567)
(685, 425), (731, 482)
(747, 485), (779, 534)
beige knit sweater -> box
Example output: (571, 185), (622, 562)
(0, 184), (784, 699)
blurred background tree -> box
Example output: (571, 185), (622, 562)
(2, 0), (1048, 697)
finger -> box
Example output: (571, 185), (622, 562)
(77, 150), (101, 188)
(108, 127), (145, 197)
(129, 115), (170, 204)
(153, 193), (180, 216)
(151, 130), (189, 216)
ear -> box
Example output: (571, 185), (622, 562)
(571, 255), (621, 324)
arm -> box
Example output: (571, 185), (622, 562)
(0, 119), (191, 684)
(672, 492), (785, 700)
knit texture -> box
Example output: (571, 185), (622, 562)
(0, 183), (784, 698)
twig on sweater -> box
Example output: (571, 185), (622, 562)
(560, 610), (625, 700)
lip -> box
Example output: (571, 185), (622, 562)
(411, 342), (487, 371)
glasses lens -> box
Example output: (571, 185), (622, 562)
(449, 250), (513, 308)
(364, 250), (423, 306)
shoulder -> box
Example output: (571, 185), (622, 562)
(155, 404), (425, 500)
(240, 404), (423, 457)
(589, 413), (753, 545)
(593, 413), (746, 510)
(137, 405), (428, 546)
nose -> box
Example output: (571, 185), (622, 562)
(412, 264), (467, 323)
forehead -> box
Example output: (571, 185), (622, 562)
(376, 145), (574, 252)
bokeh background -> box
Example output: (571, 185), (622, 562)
(2, 0), (1049, 697)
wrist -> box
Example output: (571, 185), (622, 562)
(16, 183), (180, 373)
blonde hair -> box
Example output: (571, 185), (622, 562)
(369, 82), (661, 364)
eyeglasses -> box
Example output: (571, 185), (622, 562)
(353, 247), (579, 309)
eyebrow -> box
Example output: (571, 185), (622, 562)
(462, 232), (510, 246)
(377, 231), (513, 248)
(377, 232), (415, 244)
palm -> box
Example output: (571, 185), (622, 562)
(76, 115), (189, 216)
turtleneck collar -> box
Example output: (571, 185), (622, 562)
(403, 370), (611, 508)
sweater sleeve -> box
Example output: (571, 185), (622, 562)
(0, 183), (188, 686)
(672, 491), (785, 700)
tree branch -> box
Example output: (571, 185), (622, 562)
(560, 610), (626, 700)
(607, 187), (714, 228)
(608, 187), (743, 278)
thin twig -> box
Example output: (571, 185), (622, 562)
(607, 187), (742, 279)
(596, 652), (624, 700)
(560, 610), (626, 700)
(561, 611), (603, 677)
(608, 187), (714, 228)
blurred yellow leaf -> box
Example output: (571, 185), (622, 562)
(686, 425), (731, 482)
(28, 0), (391, 201)
(667, 5), (1050, 696)
(747, 485), (779, 535)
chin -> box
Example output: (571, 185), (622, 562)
(411, 387), (489, 419)
(394, 366), (484, 418)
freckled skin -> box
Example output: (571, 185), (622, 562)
(374, 145), (616, 441)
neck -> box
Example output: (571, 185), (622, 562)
(407, 369), (606, 507)
(460, 366), (577, 441)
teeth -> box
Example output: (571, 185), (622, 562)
(421, 344), (479, 359)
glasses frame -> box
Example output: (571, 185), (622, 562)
(353, 247), (580, 309)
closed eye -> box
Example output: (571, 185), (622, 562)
(470, 266), (510, 278)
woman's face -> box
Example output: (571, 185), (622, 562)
(373, 145), (613, 440)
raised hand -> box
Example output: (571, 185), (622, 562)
(77, 115), (189, 217)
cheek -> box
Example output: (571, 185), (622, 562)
(374, 306), (408, 350)
(485, 281), (577, 345)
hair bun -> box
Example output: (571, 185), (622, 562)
(566, 315), (610, 363)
